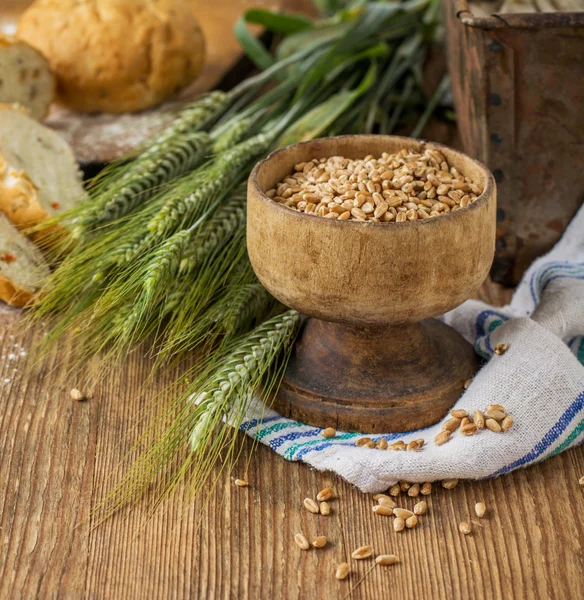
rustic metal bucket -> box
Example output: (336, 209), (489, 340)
(443, 0), (584, 284)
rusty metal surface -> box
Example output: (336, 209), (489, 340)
(444, 0), (584, 284)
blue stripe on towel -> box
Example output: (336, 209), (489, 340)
(489, 389), (584, 477)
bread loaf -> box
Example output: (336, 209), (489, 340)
(17, 0), (206, 114)
(0, 35), (55, 120)
(0, 105), (87, 233)
(0, 212), (49, 307)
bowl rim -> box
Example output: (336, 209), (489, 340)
(248, 134), (496, 229)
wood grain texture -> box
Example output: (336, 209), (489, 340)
(1, 281), (583, 599)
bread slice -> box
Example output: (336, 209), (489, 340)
(0, 212), (49, 307)
(0, 35), (55, 120)
(0, 105), (87, 234)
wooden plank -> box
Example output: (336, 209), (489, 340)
(1, 280), (583, 599)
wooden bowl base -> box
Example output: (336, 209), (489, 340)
(271, 318), (480, 434)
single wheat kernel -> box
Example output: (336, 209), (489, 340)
(374, 493), (394, 504)
(376, 554), (398, 566)
(319, 501), (331, 516)
(377, 496), (396, 509)
(295, 533), (310, 550)
(389, 484), (401, 497)
(501, 415), (514, 432)
(406, 515), (418, 529)
(234, 479), (249, 487)
(473, 410), (485, 430)
(460, 423), (478, 436)
(377, 437), (388, 450)
(335, 563), (350, 580)
(390, 440), (407, 451)
(485, 409), (506, 421)
(393, 508), (414, 519)
(475, 502), (487, 518)
(435, 430), (451, 446)
(304, 498), (319, 514)
(464, 378), (473, 390)
(317, 487), (334, 502)
(494, 342), (509, 355)
(442, 479), (459, 490)
(373, 504), (394, 516)
(451, 409), (468, 419)
(442, 417), (461, 432)
(485, 418), (502, 432)
(459, 522), (472, 535)
(394, 517), (405, 532)
(355, 437), (372, 447)
(406, 440), (418, 451)
(352, 546), (374, 560)
(460, 416), (470, 428)
(366, 441), (376, 448)
(486, 404), (505, 412)
(70, 388), (85, 401)
(399, 481), (411, 492)
(408, 483), (421, 497)
(312, 536), (327, 548)
(414, 500), (427, 515)
(421, 482), (432, 496)
(321, 427), (336, 438)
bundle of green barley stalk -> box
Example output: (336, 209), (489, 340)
(31, 0), (447, 515)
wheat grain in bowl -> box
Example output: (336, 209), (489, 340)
(265, 148), (483, 223)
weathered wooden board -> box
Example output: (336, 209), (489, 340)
(1, 281), (584, 599)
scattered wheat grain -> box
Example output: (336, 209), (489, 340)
(485, 418), (502, 432)
(451, 409), (468, 419)
(352, 546), (374, 560)
(406, 515), (418, 529)
(376, 554), (398, 566)
(459, 522), (472, 535)
(435, 430), (451, 446)
(70, 388), (85, 401)
(442, 479), (459, 489)
(317, 487), (335, 502)
(336, 563), (350, 580)
(408, 483), (420, 497)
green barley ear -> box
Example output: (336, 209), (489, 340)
(81, 132), (212, 231)
(91, 310), (301, 522)
(34, 92), (231, 256)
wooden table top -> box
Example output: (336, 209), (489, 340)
(1, 281), (583, 599)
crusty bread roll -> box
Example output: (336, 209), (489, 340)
(17, 0), (206, 114)
(0, 212), (50, 307)
(0, 105), (87, 233)
(0, 35), (55, 120)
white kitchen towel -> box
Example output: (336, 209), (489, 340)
(240, 205), (584, 493)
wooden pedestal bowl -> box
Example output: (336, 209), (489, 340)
(247, 135), (496, 433)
